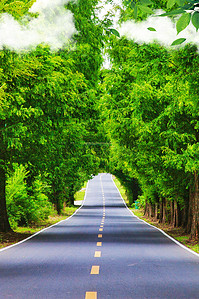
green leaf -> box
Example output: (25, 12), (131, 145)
(133, 5), (138, 19)
(171, 38), (186, 45)
(140, 0), (153, 5)
(176, 0), (185, 5)
(176, 13), (191, 34)
(159, 9), (185, 16)
(138, 5), (153, 14)
(123, 0), (132, 4)
(167, 0), (176, 10)
(109, 28), (120, 38)
(192, 11), (199, 31)
(147, 27), (156, 31)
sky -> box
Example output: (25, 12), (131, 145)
(0, 0), (198, 52)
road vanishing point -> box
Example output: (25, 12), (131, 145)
(0, 173), (199, 299)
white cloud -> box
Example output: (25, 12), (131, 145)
(119, 10), (199, 48)
(0, 0), (77, 51)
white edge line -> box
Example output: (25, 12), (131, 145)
(0, 180), (89, 253)
(111, 174), (199, 258)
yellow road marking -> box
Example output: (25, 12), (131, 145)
(90, 266), (100, 274)
(98, 234), (102, 238)
(97, 242), (102, 246)
(85, 292), (97, 299)
(100, 225), (103, 228)
(99, 228), (103, 231)
(94, 251), (101, 257)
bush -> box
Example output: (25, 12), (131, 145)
(6, 164), (54, 228)
(30, 174), (54, 222)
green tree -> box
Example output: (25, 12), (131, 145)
(101, 38), (199, 239)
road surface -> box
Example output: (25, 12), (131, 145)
(0, 173), (199, 298)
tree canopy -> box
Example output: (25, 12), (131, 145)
(0, 0), (198, 242)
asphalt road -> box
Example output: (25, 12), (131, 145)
(0, 173), (199, 299)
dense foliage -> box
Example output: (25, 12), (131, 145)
(0, 0), (109, 231)
(0, 0), (198, 242)
(101, 37), (199, 239)
(7, 164), (53, 228)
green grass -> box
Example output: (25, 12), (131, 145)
(0, 205), (80, 249)
(15, 206), (79, 235)
(189, 243), (199, 253)
(113, 176), (128, 204)
(0, 187), (87, 249)
(131, 208), (199, 254)
(74, 182), (87, 201)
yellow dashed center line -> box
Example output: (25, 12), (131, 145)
(99, 228), (103, 231)
(85, 292), (97, 299)
(94, 251), (101, 257)
(98, 234), (102, 238)
(100, 225), (103, 228)
(90, 265), (100, 274)
(97, 242), (102, 246)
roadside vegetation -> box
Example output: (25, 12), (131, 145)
(74, 182), (87, 202)
(0, 175), (87, 249)
(0, 0), (110, 234)
(0, 0), (198, 250)
(0, 196), (81, 249)
(113, 176), (199, 254)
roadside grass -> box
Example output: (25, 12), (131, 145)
(112, 175), (128, 204)
(0, 202), (80, 249)
(74, 181), (87, 201)
(113, 175), (199, 255)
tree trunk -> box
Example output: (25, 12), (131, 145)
(159, 199), (163, 223)
(170, 200), (174, 227)
(181, 196), (189, 229)
(148, 203), (154, 218)
(144, 202), (149, 217)
(154, 203), (159, 221)
(190, 172), (199, 240)
(187, 180), (194, 234)
(0, 120), (11, 232)
(173, 199), (179, 227)
(162, 198), (166, 224)
(53, 190), (62, 215)
(69, 192), (75, 205)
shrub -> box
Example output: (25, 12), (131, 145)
(6, 164), (55, 228)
